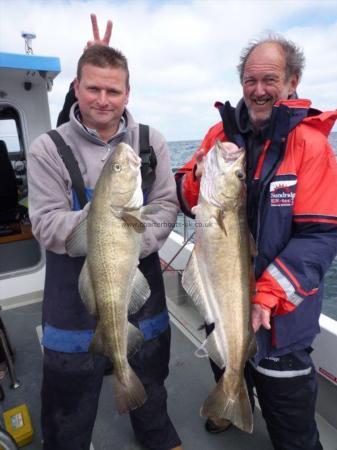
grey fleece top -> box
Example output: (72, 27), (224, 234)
(27, 104), (179, 257)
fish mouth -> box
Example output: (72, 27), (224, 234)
(216, 142), (245, 165)
(111, 188), (134, 196)
(223, 150), (244, 164)
(127, 149), (142, 170)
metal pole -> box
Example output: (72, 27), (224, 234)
(0, 428), (18, 450)
(183, 215), (186, 241)
(0, 330), (20, 389)
(161, 231), (195, 273)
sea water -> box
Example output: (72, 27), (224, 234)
(168, 132), (337, 321)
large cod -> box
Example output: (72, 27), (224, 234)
(67, 142), (150, 415)
(182, 141), (257, 433)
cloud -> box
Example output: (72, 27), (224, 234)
(1, 0), (337, 140)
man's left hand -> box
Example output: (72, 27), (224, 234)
(251, 303), (271, 333)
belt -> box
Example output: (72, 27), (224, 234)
(42, 309), (169, 353)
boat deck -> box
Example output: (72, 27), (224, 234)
(0, 273), (336, 449)
(0, 301), (273, 450)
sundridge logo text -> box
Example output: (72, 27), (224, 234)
(270, 179), (297, 207)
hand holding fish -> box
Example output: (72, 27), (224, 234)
(194, 148), (206, 179)
(86, 13), (112, 49)
(251, 303), (271, 333)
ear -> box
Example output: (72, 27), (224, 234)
(288, 73), (299, 97)
(74, 78), (80, 98)
(125, 88), (130, 106)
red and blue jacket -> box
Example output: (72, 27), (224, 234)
(176, 99), (337, 359)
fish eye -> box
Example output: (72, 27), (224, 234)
(113, 163), (122, 172)
(236, 170), (245, 180)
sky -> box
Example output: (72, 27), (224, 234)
(1, 0), (337, 141)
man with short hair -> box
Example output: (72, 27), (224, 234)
(28, 43), (182, 450)
(176, 34), (337, 450)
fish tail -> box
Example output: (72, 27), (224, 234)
(201, 376), (253, 433)
(113, 366), (147, 415)
(89, 322), (145, 360)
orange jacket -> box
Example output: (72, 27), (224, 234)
(176, 99), (337, 354)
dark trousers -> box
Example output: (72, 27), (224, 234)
(41, 327), (181, 450)
(41, 252), (180, 450)
(41, 350), (105, 450)
(208, 344), (322, 450)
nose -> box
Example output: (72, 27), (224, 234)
(97, 90), (108, 105)
(254, 81), (266, 97)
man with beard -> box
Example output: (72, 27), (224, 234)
(176, 34), (337, 450)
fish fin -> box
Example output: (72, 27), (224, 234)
(79, 260), (97, 316)
(246, 334), (258, 360)
(182, 251), (214, 324)
(140, 204), (161, 215)
(250, 270), (256, 299)
(201, 376), (253, 433)
(195, 331), (226, 369)
(216, 210), (227, 235)
(89, 322), (143, 360)
(113, 366), (147, 414)
(65, 218), (87, 256)
(120, 212), (145, 233)
(249, 233), (258, 257)
(127, 322), (144, 358)
(128, 269), (151, 315)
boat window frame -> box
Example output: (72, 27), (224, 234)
(0, 103), (25, 161)
(0, 101), (45, 280)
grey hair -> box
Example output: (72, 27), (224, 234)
(237, 32), (305, 83)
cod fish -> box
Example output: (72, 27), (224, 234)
(66, 142), (150, 414)
(182, 141), (257, 433)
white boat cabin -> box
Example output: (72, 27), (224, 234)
(0, 48), (60, 302)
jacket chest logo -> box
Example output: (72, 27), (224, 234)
(270, 179), (297, 207)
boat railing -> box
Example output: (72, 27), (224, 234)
(162, 211), (195, 274)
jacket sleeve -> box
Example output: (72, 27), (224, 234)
(253, 134), (337, 315)
(175, 122), (225, 216)
(27, 134), (89, 254)
(57, 82), (77, 126)
(139, 128), (180, 259)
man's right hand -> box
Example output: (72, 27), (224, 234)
(251, 303), (271, 333)
(86, 13), (112, 49)
(194, 148), (206, 179)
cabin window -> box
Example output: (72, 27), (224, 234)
(0, 103), (42, 277)
(0, 119), (21, 154)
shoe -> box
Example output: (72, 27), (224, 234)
(204, 417), (232, 434)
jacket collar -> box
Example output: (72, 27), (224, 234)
(233, 97), (313, 137)
(69, 103), (138, 145)
(302, 109), (337, 137)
